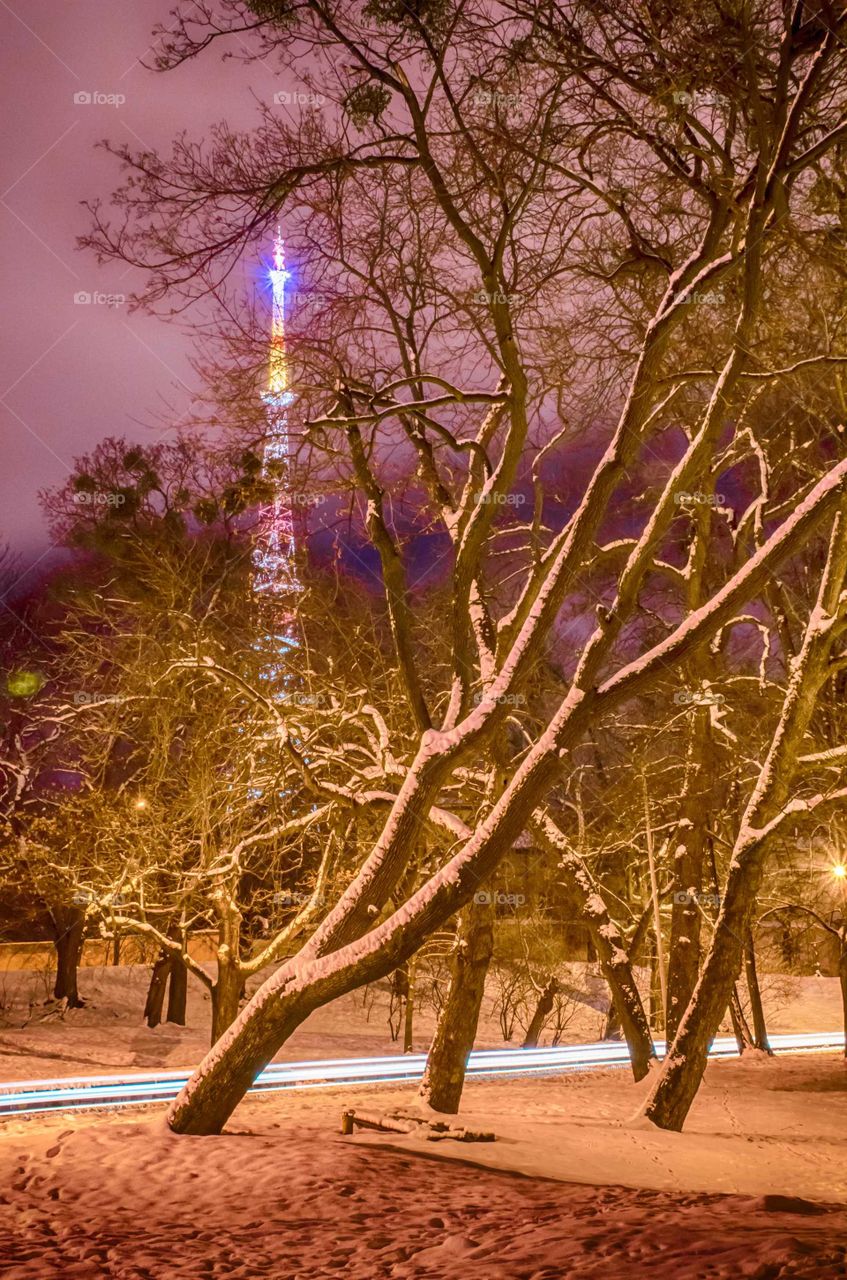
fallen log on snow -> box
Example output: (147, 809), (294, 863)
(340, 1109), (495, 1142)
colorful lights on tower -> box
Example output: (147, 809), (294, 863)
(253, 227), (300, 613)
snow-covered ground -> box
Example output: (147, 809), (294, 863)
(1, 962), (844, 1276)
(0, 1054), (845, 1278)
(0, 961), (841, 1081)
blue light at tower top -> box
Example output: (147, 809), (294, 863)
(266, 227), (293, 402)
(270, 231), (292, 281)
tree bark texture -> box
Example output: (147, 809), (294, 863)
(211, 956), (244, 1047)
(419, 899), (494, 1114)
(744, 927), (772, 1053)
(167, 952), (188, 1026)
(51, 907), (85, 1007)
(522, 976), (559, 1048)
(144, 953), (172, 1029)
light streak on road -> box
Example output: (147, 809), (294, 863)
(0, 1031), (842, 1117)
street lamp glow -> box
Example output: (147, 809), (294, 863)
(833, 864), (847, 880)
(133, 797), (148, 811)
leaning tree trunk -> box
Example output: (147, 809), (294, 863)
(167, 754), (481, 1135)
(168, 784), (656, 1136)
(144, 952), (172, 1028)
(522, 976), (559, 1048)
(419, 898), (494, 1113)
(645, 503), (847, 1130)
(51, 907), (85, 1007)
(168, 670), (702, 1137)
(728, 985), (755, 1054)
(590, 922), (655, 1077)
(601, 901), (653, 1042)
(744, 927), (772, 1053)
(536, 817), (657, 1080)
(643, 841), (768, 1130)
(167, 952), (188, 1026)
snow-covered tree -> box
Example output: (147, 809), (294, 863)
(72, 0), (847, 1134)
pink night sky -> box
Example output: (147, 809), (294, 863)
(0, 2), (278, 577)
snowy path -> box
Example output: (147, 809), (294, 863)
(1, 1054), (845, 1278)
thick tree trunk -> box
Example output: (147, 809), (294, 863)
(643, 840), (767, 1130)
(211, 957), (243, 1046)
(51, 907), (85, 1007)
(645, 878), (757, 1128)
(666, 717), (712, 1040)
(744, 927), (772, 1053)
(167, 952), (188, 1026)
(419, 899), (494, 1113)
(167, 806), (527, 1134)
(144, 953), (172, 1028)
(666, 864), (705, 1039)
(522, 976), (559, 1048)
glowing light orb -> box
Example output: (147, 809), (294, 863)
(6, 670), (45, 698)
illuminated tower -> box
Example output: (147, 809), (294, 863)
(253, 228), (300, 615)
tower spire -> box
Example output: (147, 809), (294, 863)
(267, 224), (291, 399)
(253, 226), (299, 607)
